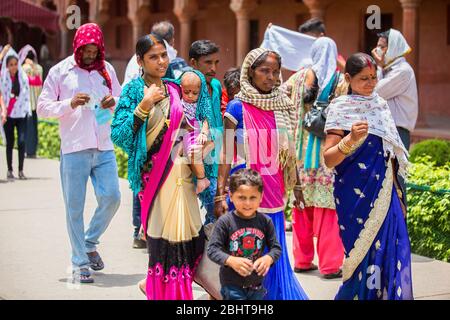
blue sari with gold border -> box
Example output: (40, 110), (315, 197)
(334, 133), (413, 300)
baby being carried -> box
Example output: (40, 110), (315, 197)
(180, 71), (212, 194)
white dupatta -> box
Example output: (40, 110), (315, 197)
(0, 48), (30, 119)
(325, 93), (409, 179)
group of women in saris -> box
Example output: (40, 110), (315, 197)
(111, 32), (413, 300)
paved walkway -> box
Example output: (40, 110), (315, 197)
(0, 147), (449, 300)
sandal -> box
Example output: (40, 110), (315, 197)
(294, 263), (318, 273)
(87, 251), (104, 271)
(323, 269), (343, 279)
(73, 268), (94, 284)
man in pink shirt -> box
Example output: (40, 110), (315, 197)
(37, 23), (121, 284)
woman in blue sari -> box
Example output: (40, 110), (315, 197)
(324, 53), (413, 300)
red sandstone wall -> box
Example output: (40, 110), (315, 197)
(418, 0), (450, 118)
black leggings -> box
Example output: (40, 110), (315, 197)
(4, 117), (26, 171)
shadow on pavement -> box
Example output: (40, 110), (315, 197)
(58, 273), (146, 288)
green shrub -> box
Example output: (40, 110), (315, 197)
(410, 139), (450, 167)
(37, 121), (61, 160)
(37, 121), (128, 179)
(114, 145), (128, 179)
(407, 156), (450, 262)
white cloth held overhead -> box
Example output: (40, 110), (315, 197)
(260, 24), (316, 72)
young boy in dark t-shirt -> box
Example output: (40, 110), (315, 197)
(207, 169), (281, 300)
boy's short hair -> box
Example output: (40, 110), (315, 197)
(229, 169), (263, 194)
(223, 67), (241, 91)
(189, 40), (220, 61)
(298, 18), (326, 35)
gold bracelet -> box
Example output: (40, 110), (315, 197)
(338, 139), (353, 155)
(294, 184), (302, 190)
(134, 108), (147, 121)
(137, 103), (150, 115)
(134, 103), (150, 121)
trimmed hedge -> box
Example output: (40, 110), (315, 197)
(37, 120), (60, 160)
(406, 156), (450, 262)
(410, 139), (450, 167)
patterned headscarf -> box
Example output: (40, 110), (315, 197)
(18, 45), (38, 65)
(73, 23), (112, 93)
(0, 48), (30, 118)
(235, 47), (298, 190)
(235, 47), (293, 110)
(325, 93), (409, 179)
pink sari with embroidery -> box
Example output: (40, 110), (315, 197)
(139, 83), (204, 300)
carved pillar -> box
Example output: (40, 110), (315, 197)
(230, 0), (257, 65)
(302, 0), (333, 20)
(173, 0), (198, 61)
(399, 0), (424, 127)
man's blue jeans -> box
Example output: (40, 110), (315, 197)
(60, 149), (121, 270)
(221, 285), (267, 300)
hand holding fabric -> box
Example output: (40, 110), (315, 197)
(100, 94), (115, 109)
(71, 93), (90, 109)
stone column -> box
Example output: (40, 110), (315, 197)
(57, 0), (72, 59)
(95, 0), (110, 28)
(128, 0), (152, 45)
(174, 0), (198, 61)
(399, 0), (421, 71)
(87, 0), (98, 23)
(399, 0), (425, 127)
(230, 0), (257, 65)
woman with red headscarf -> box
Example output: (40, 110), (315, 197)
(37, 23), (122, 284)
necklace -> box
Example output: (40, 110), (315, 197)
(141, 77), (170, 126)
(142, 76), (163, 89)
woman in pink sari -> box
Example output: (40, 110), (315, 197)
(215, 48), (309, 300)
(111, 34), (204, 300)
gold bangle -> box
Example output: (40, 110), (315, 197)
(294, 184), (302, 190)
(134, 108), (148, 121)
(137, 104), (150, 115)
(338, 139), (352, 155)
